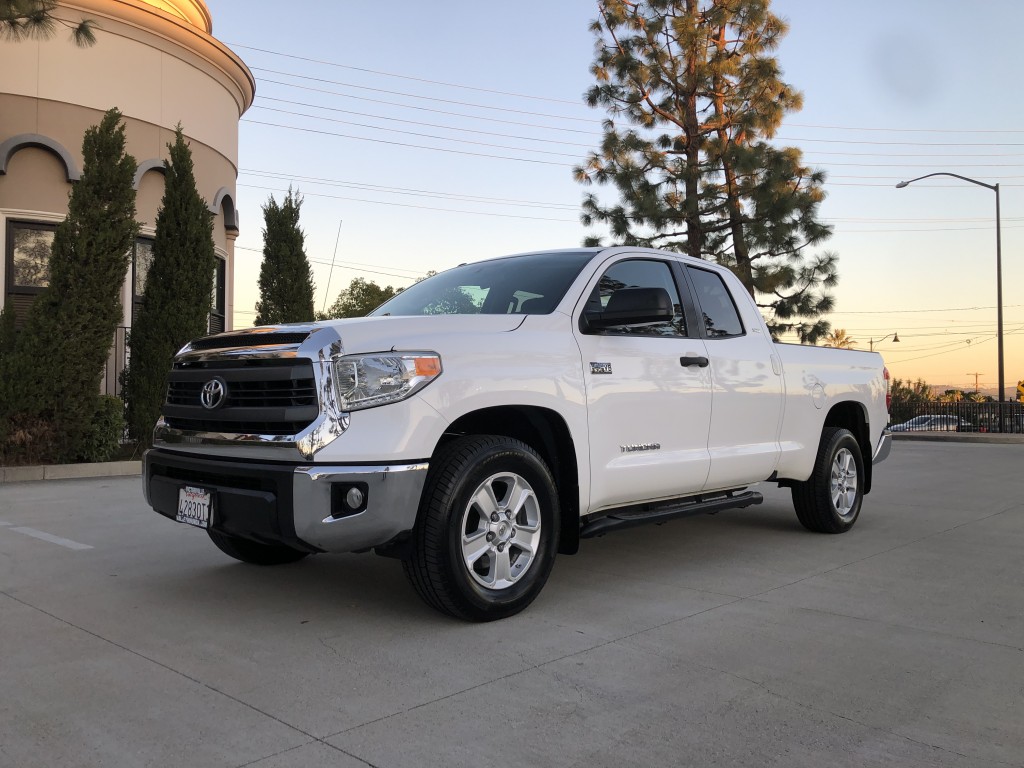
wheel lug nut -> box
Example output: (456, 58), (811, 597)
(497, 543), (505, 552)
(505, 510), (513, 519)
(490, 512), (500, 522)
(486, 532), (495, 542)
(510, 528), (516, 536)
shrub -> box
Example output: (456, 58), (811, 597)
(72, 395), (125, 463)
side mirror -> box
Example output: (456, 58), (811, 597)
(582, 287), (674, 330)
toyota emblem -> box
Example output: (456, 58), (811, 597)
(200, 377), (228, 410)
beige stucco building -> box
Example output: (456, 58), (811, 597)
(0, 0), (253, 392)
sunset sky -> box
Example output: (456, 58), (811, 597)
(204, 0), (1024, 397)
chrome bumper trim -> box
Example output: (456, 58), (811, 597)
(292, 463), (429, 553)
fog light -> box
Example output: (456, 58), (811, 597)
(331, 482), (368, 519)
(346, 486), (364, 509)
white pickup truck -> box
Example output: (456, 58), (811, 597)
(143, 247), (891, 621)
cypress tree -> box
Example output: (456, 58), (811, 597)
(122, 126), (215, 446)
(254, 188), (315, 325)
(0, 108), (137, 463)
(577, 0), (836, 342)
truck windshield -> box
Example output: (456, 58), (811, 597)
(370, 251), (595, 316)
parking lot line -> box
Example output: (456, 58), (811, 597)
(8, 526), (93, 550)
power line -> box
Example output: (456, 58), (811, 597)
(234, 244), (425, 281)
(834, 304), (1024, 315)
(776, 136), (1024, 147)
(248, 104), (583, 158)
(785, 122), (1024, 135)
(250, 67), (597, 123)
(239, 169), (578, 210)
(227, 40), (1024, 137)
(256, 96), (595, 148)
(229, 43), (582, 105)
(240, 119), (576, 167)
(236, 181), (579, 221)
(258, 78), (601, 136)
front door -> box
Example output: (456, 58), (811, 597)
(573, 256), (713, 513)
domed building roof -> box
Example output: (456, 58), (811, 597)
(134, 0), (212, 32)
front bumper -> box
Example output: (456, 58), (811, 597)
(144, 449), (428, 554)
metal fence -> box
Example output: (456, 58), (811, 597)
(889, 400), (1024, 434)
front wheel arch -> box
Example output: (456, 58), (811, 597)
(402, 434), (560, 621)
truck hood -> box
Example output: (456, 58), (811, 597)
(315, 314), (527, 355)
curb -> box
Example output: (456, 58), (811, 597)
(1, 460), (142, 484)
(891, 432), (1024, 445)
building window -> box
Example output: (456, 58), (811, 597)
(209, 256), (226, 334)
(131, 237), (155, 324)
(5, 221), (56, 328)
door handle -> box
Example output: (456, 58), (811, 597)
(680, 356), (709, 368)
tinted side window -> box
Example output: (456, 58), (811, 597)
(585, 259), (686, 337)
(687, 267), (744, 338)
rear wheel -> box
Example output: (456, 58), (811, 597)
(207, 530), (309, 565)
(791, 427), (864, 534)
(402, 435), (559, 621)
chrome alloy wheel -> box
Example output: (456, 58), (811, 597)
(460, 471), (542, 590)
(830, 447), (859, 520)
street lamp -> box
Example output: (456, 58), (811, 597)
(868, 332), (900, 352)
(896, 172), (1004, 432)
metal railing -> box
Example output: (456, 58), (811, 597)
(889, 400), (1024, 434)
(103, 326), (129, 398)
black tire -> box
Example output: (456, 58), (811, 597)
(402, 435), (560, 622)
(791, 427), (864, 534)
(207, 529), (309, 565)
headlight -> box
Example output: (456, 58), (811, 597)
(332, 352), (442, 411)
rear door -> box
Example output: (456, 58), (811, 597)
(572, 255), (713, 513)
(683, 265), (783, 490)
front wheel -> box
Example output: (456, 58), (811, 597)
(402, 435), (560, 621)
(791, 427), (864, 534)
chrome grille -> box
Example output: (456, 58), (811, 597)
(163, 358), (319, 436)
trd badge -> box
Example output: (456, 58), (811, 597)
(590, 362), (613, 375)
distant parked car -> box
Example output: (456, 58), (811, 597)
(890, 415), (965, 432)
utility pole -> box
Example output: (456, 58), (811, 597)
(321, 219), (343, 314)
(966, 372), (984, 394)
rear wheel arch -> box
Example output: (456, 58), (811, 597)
(439, 406), (580, 555)
(823, 401), (873, 494)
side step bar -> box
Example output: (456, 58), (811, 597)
(580, 490), (763, 539)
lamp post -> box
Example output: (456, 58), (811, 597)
(868, 332), (900, 352)
(896, 172), (1004, 432)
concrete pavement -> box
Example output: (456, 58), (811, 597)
(1, 441), (1022, 767)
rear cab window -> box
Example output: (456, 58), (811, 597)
(686, 267), (745, 338)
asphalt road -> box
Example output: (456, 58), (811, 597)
(1, 442), (1022, 768)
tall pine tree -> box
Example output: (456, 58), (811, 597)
(122, 126), (215, 446)
(577, 0), (836, 342)
(254, 188), (315, 325)
(0, 0), (95, 46)
(0, 108), (137, 463)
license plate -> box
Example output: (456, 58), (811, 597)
(176, 486), (212, 529)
